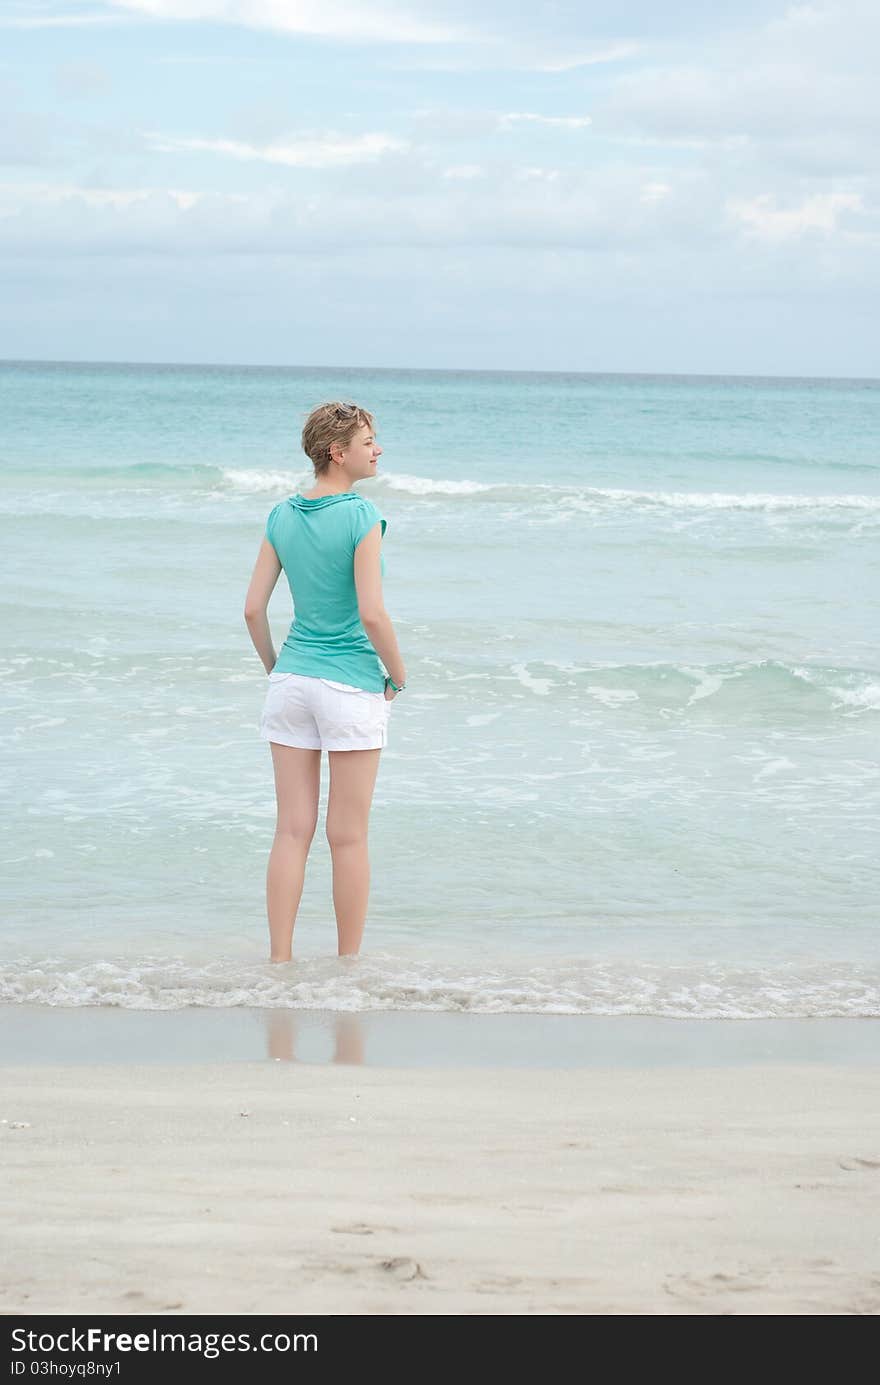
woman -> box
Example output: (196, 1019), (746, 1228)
(244, 401), (407, 962)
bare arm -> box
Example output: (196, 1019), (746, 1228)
(244, 538), (282, 674)
(354, 522), (407, 690)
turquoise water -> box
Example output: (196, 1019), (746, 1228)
(1, 360), (878, 1016)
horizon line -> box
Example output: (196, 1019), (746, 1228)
(1, 356), (878, 385)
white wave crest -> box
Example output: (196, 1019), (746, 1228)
(217, 466), (880, 513)
(2, 954), (878, 1019)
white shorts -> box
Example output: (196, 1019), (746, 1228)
(260, 672), (390, 751)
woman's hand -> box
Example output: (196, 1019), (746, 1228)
(383, 686), (398, 701)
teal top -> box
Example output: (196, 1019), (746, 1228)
(265, 490), (388, 692)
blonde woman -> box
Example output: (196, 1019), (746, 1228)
(244, 401), (407, 962)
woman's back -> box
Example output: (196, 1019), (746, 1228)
(266, 490), (387, 690)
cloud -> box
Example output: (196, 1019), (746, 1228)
(408, 108), (592, 142)
(498, 113), (592, 131)
(0, 1), (641, 72)
(140, 111), (591, 171)
(592, 2), (880, 153)
(726, 190), (864, 240)
(2, 163), (862, 264)
(143, 129), (409, 167)
(386, 38), (641, 74)
(0, 180), (205, 209)
(512, 167), (560, 182)
(0, 170), (664, 253)
(531, 42), (641, 73)
(640, 182), (671, 203)
(0, 6), (132, 27)
(107, 0), (474, 43)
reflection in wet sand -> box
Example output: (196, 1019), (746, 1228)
(265, 1009), (365, 1065)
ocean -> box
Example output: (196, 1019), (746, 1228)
(1, 360), (878, 1018)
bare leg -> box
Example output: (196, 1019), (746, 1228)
(266, 743), (321, 961)
(326, 747), (382, 956)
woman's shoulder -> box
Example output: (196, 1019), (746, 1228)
(351, 493), (387, 544)
(264, 498), (288, 545)
(355, 493), (383, 515)
(349, 492), (386, 526)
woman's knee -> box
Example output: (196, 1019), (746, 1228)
(274, 817), (318, 844)
(325, 818), (368, 850)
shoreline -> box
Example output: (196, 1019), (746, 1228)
(1, 1003), (879, 1068)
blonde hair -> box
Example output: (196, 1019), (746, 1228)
(301, 400), (375, 477)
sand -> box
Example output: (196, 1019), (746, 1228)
(2, 1057), (880, 1315)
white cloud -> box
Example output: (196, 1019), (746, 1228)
(513, 167), (560, 182)
(594, 3), (880, 153)
(532, 42), (641, 73)
(0, 5), (132, 26)
(107, 0), (474, 43)
(385, 45), (636, 75)
(144, 129), (409, 167)
(0, 181), (208, 210)
(640, 181), (671, 203)
(140, 110), (590, 176)
(408, 108), (593, 143)
(498, 113), (592, 131)
(727, 190), (864, 240)
(0, 166), (765, 258)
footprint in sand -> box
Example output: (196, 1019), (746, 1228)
(664, 1270), (766, 1299)
(121, 1290), (183, 1311)
(331, 1222), (399, 1236)
(377, 1257), (427, 1282)
(838, 1157), (880, 1171)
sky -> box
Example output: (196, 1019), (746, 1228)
(1, 0), (877, 377)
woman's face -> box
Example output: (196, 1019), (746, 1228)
(346, 421), (382, 477)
